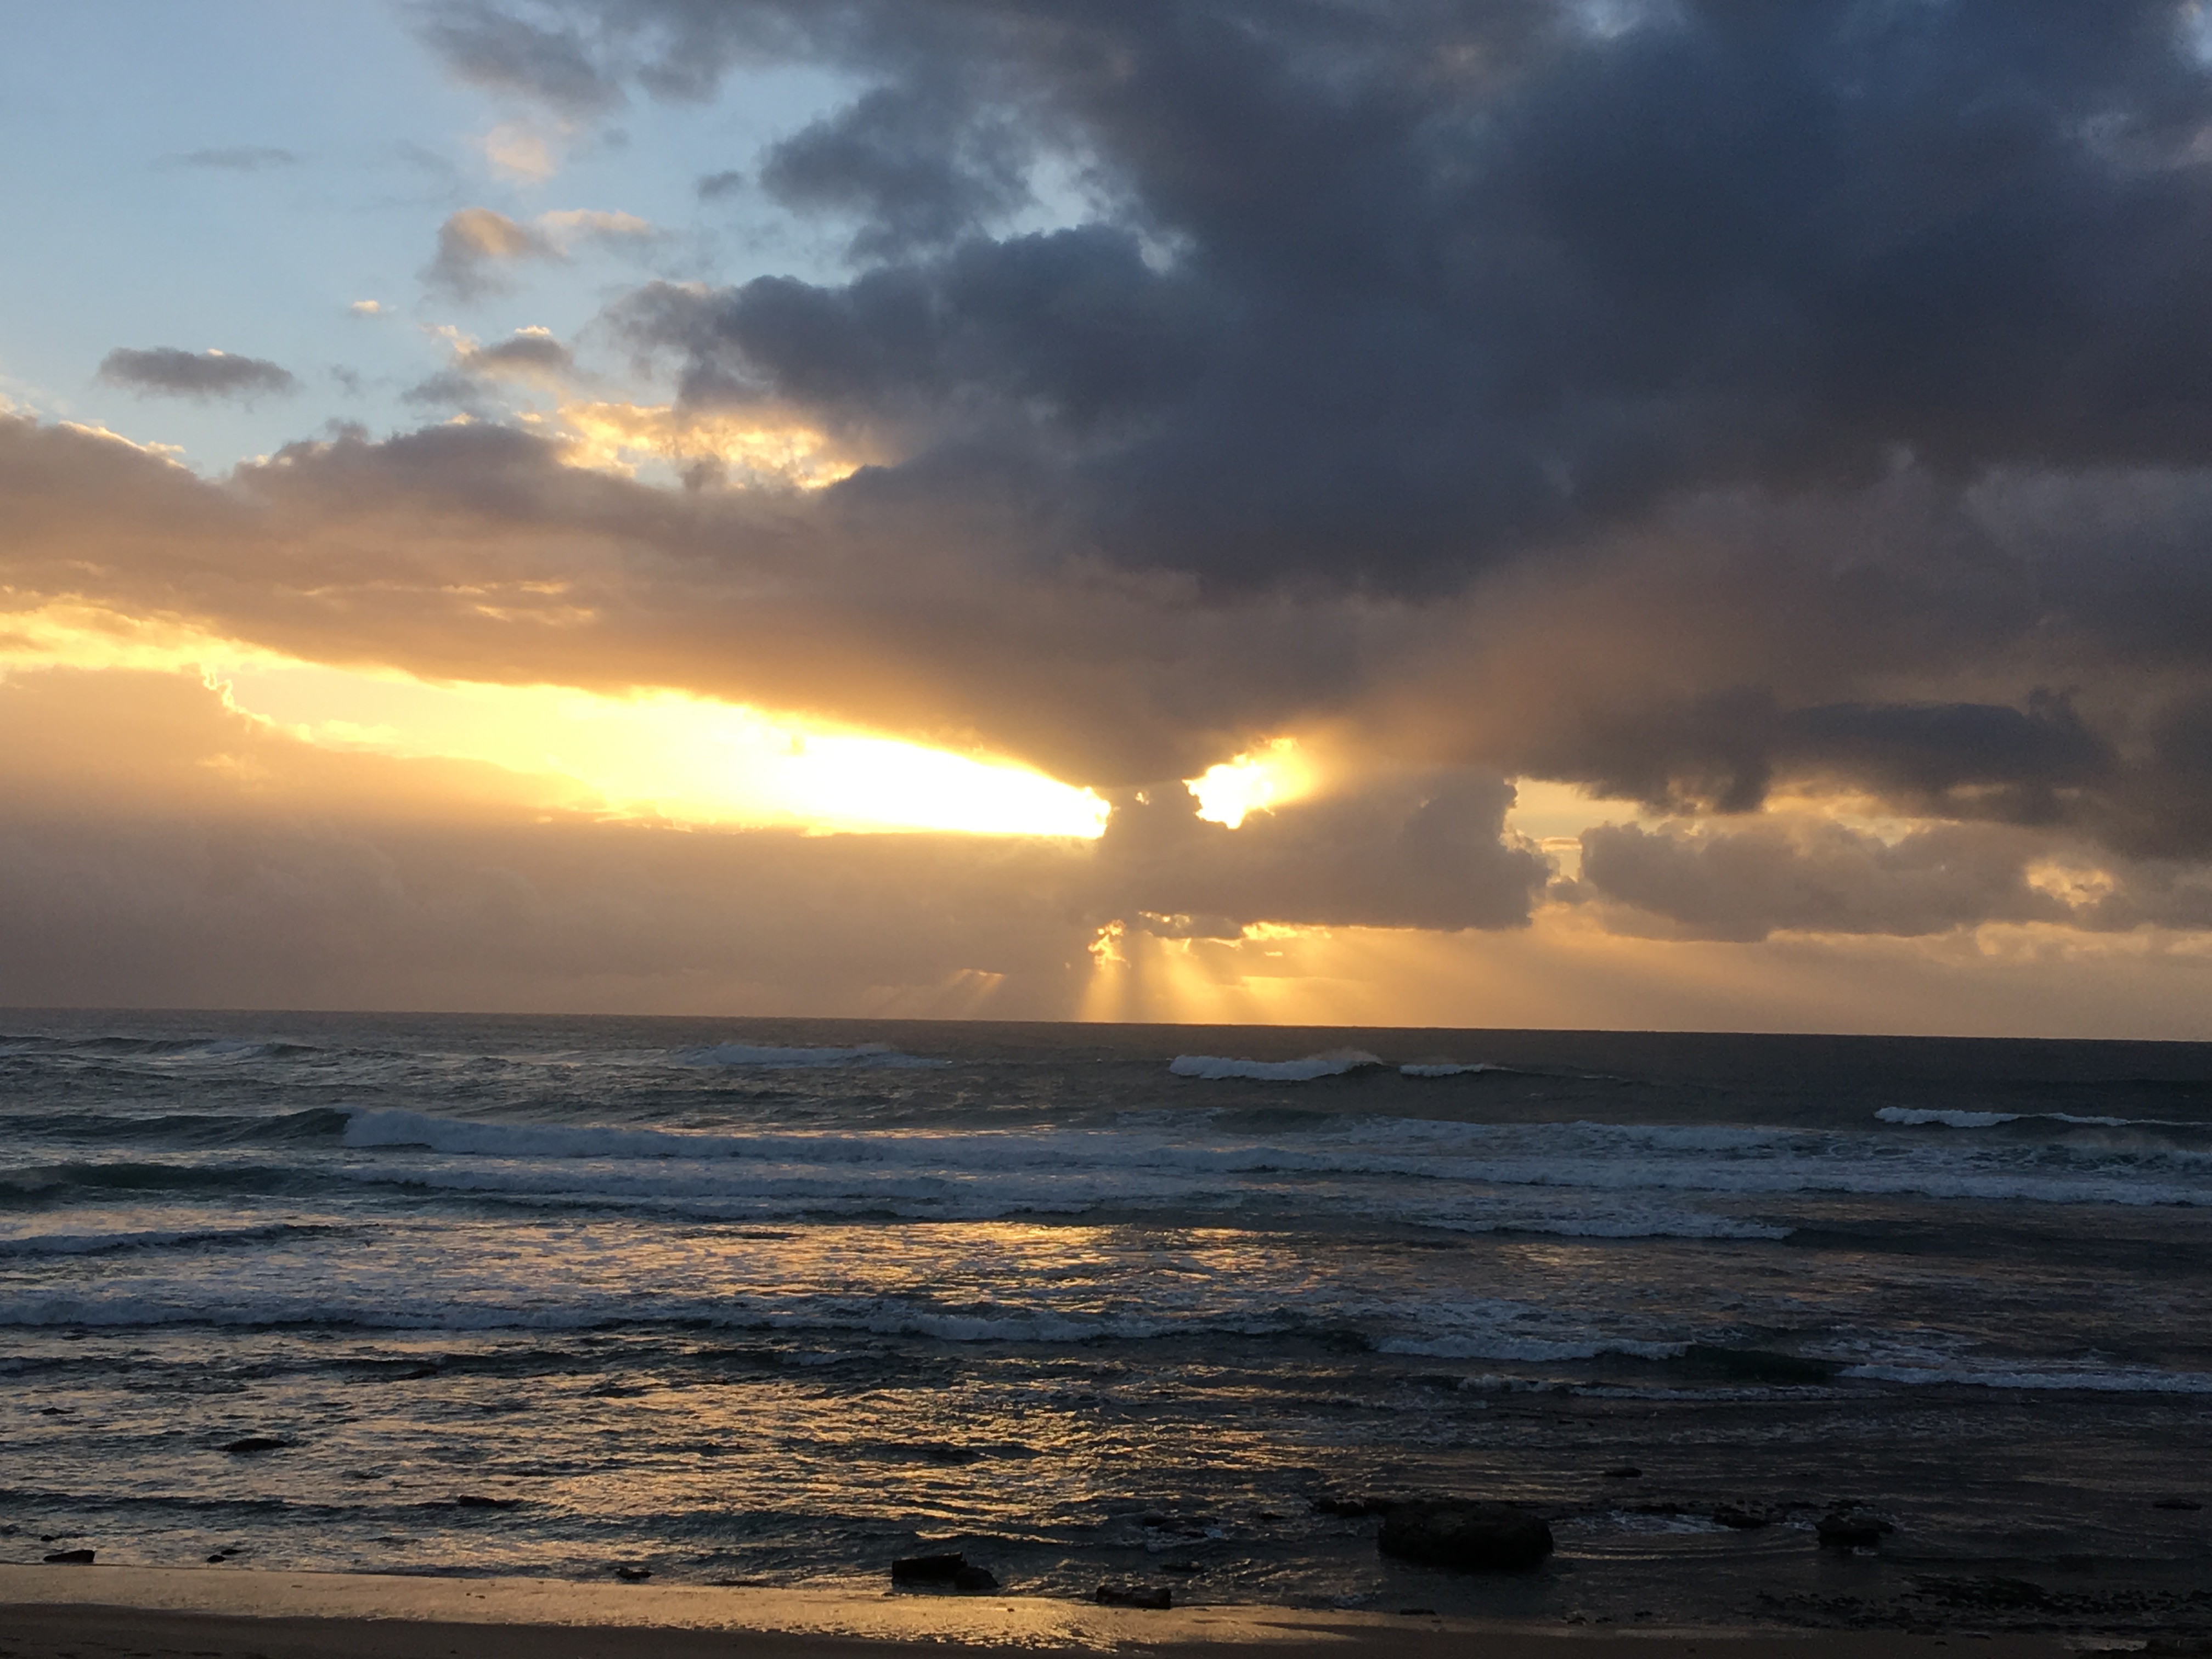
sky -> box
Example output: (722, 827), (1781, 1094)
(7, 0), (2212, 1033)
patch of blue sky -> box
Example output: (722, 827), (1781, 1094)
(0, 1), (865, 472)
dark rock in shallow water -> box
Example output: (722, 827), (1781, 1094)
(2154, 1497), (2204, 1511)
(1378, 1501), (1554, 1572)
(613, 1564), (652, 1582)
(1601, 1466), (1642, 1479)
(453, 1494), (521, 1509)
(1678, 1344), (1844, 1385)
(219, 1436), (286, 1454)
(1311, 1493), (1395, 1517)
(1816, 1509), (1894, 1549)
(1096, 1582), (1172, 1609)
(1711, 1504), (1772, 1530)
(890, 1551), (998, 1593)
(42, 1549), (95, 1564)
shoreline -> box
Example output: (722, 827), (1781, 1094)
(0, 1566), (2115, 1658)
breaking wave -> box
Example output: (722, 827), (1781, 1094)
(1169, 1049), (1384, 1081)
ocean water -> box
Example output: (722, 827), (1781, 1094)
(5, 1012), (2212, 1633)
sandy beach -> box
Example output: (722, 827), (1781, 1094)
(0, 1565), (2120, 1659)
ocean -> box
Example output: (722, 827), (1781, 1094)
(4, 1011), (2210, 1634)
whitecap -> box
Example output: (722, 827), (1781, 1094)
(1169, 1049), (1383, 1081)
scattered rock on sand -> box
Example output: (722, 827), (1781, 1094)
(1816, 1509), (1894, 1549)
(219, 1436), (287, 1454)
(1096, 1582), (1172, 1609)
(1378, 1500), (1554, 1572)
(890, 1551), (999, 1593)
(42, 1549), (95, 1564)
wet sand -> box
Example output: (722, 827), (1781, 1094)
(0, 1565), (2097, 1657)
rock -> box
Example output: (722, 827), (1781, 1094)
(1096, 1583), (1172, 1609)
(2154, 1497), (2204, 1511)
(207, 1554), (228, 1563)
(1311, 1494), (1395, 1517)
(890, 1551), (998, 1593)
(1679, 1344), (1844, 1385)
(1711, 1505), (1771, 1530)
(219, 1436), (286, 1454)
(1816, 1509), (1894, 1549)
(1601, 1466), (1642, 1479)
(1378, 1501), (1554, 1572)
(613, 1564), (652, 1582)
(1158, 1559), (1202, 1575)
(453, 1495), (521, 1509)
(43, 1549), (95, 1564)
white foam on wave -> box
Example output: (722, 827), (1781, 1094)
(1169, 1049), (1383, 1081)
(676, 1042), (946, 1070)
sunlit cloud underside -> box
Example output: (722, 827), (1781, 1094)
(1, 609), (1108, 838)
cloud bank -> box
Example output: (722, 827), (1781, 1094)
(98, 347), (297, 401)
(15, 0), (2212, 1022)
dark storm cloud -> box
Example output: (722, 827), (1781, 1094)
(28, 0), (2212, 935)
(393, 0), (2212, 874)
(98, 347), (296, 400)
(1097, 770), (1548, 935)
(453, 0), (2212, 585)
(159, 146), (300, 171)
(759, 83), (1032, 259)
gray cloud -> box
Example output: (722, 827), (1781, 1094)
(422, 206), (653, 298)
(98, 347), (296, 401)
(422, 207), (559, 298)
(1575, 819), (2064, 942)
(24, 2), (2212, 949)
(1096, 772), (1546, 936)
(474, 0), (2212, 587)
(759, 82), (1032, 259)
(159, 146), (300, 171)
(1572, 814), (2212, 941)
(405, 330), (577, 406)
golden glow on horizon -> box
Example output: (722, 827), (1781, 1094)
(0, 608), (1108, 839)
(1185, 737), (1317, 828)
